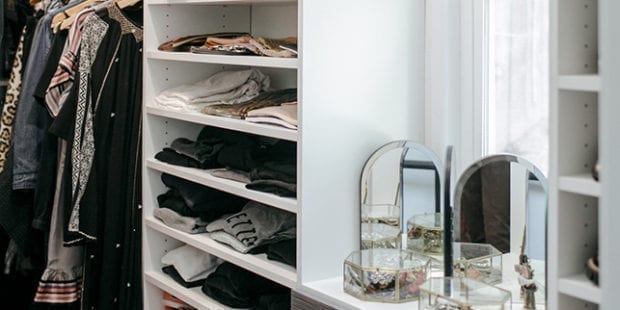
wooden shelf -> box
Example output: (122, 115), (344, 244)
(146, 216), (297, 288)
(557, 74), (601, 92)
(146, 158), (298, 214)
(558, 274), (601, 304)
(147, 0), (296, 5)
(146, 51), (298, 69)
(558, 174), (600, 197)
(146, 105), (298, 142)
(144, 270), (236, 310)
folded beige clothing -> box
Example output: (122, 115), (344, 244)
(205, 35), (252, 46)
(201, 88), (297, 119)
(153, 96), (217, 113)
(156, 69), (270, 105)
(245, 102), (298, 128)
(245, 116), (297, 130)
(199, 35), (298, 58)
(249, 37), (297, 58)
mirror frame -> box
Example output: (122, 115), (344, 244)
(445, 153), (548, 303)
(451, 153), (548, 243)
(359, 140), (444, 250)
(443, 145), (454, 277)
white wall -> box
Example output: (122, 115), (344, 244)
(299, 0), (426, 283)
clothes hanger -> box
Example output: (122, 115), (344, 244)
(57, 0), (117, 31)
(115, 0), (141, 9)
(55, 0), (141, 31)
(51, 0), (104, 30)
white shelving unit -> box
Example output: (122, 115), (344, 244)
(142, 2), (302, 309)
(558, 174), (600, 197)
(144, 271), (234, 310)
(146, 51), (299, 69)
(142, 0), (425, 309)
(145, 106), (299, 142)
(549, 0), (618, 309)
(145, 217), (297, 287)
(557, 274), (602, 305)
(303, 277), (420, 310)
(146, 159), (299, 214)
(557, 74), (601, 92)
(598, 0), (620, 308)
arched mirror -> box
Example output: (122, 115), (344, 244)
(448, 154), (547, 309)
(360, 141), (444, 251)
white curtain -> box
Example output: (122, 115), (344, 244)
(491, 0), (549, 174)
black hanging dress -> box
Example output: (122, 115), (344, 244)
(60, 4), (143, 309)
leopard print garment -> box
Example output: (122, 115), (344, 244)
(0, 28), (27, 174)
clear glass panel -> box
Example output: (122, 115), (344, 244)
(488, 0), (550, 174)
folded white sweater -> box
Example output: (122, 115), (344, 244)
(155, 69), (270, 110)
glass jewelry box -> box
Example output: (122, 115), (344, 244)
(453, 242), (503, 285)
(419, 277), (512, 309)
(344, 248), (431, 303)
(407, 213), (445, 254)
(361, 222), (401, 249)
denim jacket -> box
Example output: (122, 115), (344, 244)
(12, 0), (65, 190)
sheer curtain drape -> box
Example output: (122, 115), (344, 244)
(489, 0), (549, 174)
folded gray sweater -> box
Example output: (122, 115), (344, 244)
(206, 201), (296, 252)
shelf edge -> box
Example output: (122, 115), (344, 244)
(145, 216), (298, 288)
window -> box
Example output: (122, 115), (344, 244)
(486, 0), (549, 173)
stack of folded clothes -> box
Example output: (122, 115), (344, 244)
(158, 32), (297, 58)
(154, 69), (270, 112)
(206, 201), (296, 254)
(214, 131), (297, 197)
(202, 88), (297, 119)
(246, 160), (296, 198)
(161, 245), (223, 288)
(245, 101), (298, 129)
(192, 35), (297, 58)
(201, 262), (290, 309)
(157, 32), (250, 52)
(155, 125), (298, 197)
(153, 174), (248, 233)
(263, 239), (296, 267)
(155, 126), (231, 169)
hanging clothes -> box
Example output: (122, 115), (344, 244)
(18, 1), (145, 308)
(0, 2), (57, 309)
(0, 13), (47, 310)
(33, 140), (83, 307)
(0, 19), (37, 251)
(12, 0), (71, 190)
(46, 4), (143, 309)
(82, 5), (143, 307)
